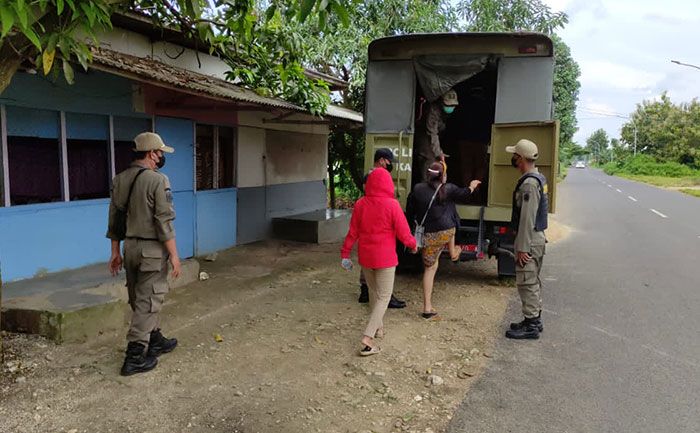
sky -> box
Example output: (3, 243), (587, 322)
(543, 0), (700, 145)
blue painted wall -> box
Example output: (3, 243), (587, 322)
(0, 73), (230, 281)
(0, 200), (111, 280)
(195, 189), (237, 255)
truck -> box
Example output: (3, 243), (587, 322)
(363, 32), (559, 278)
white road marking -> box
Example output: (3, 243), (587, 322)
(607, 184), (613, 188)
(628, 196), (638, 202)
(616, 188), (622, 193)
(650, 209), (668, 219)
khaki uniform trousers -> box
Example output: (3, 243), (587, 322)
(124, 238), (170, 345)
(516, 244), (545, 319)
(362, 267), (396, 338)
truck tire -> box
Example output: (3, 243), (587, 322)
(497, 253), (516, 279)
(396, 245), (423, 274)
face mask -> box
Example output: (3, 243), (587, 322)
(443, 106), (455, 114)
(156, 152), (166, 169)
(385, 162), (393, 173)
(511, 155), (519, 168)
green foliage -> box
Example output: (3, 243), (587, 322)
(603, 154), (699, 178)
(0, 0), (350, 113)
(551, 35), (580, 148)
(586, 128), (612, 163)
(457, 0), (568, 33)
(620, 93), (700, 168)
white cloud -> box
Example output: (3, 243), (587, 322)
(580, 61), (664, 91)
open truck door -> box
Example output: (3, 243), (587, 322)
(364, 60), (416, 207)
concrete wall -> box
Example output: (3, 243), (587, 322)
(235, 113), (329, 244)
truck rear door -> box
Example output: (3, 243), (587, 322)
(364, 60), (416, 207)
(489, 121), (559, 213)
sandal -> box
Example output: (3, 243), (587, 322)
(422, 311), (439, 319)
(360, 345), (381, 356)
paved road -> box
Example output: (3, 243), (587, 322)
(448, 168), (700, 433)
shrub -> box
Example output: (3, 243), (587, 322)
(605, 155), (699, 177)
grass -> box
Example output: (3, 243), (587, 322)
(679, 188), (700, 198)
(613, 173), (700, 188)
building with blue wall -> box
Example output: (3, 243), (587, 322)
(0, 17), (361, 282)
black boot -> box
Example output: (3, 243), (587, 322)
(505, 317), (541, 340)
(388, 294), (406, 309)
(147, 329), (178, 357)
(510, 312), (543, 332)
(358, 284), (369, 303)
(120, 342), (158, 376)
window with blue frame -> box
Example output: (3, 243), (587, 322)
(5, 106), (62, 205)
(0, 106), (154, 207)
(66, 112), (110, 200)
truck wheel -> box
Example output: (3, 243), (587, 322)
(497, 253), (516, 279)
(397, 245), (423, 274)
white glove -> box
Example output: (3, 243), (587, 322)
(341, 258), (353, 271)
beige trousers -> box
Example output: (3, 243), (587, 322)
(362, 267), (396, 338)
(124, 239), (170, 345)
(516, 244), (545, 319)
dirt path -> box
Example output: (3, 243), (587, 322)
(0, 228), (563, 433)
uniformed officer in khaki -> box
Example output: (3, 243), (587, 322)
(107, 132), (181, 376)
(504, 139), (549, 340)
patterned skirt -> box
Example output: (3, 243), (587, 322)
(421, 227), (456, 268)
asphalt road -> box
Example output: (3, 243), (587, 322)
(448, 168), (700, 433)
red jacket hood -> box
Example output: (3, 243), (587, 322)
(365, 168), (395, 198)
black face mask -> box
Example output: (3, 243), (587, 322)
(156, 153), (166, 169)
(385, 162), (393, 173)
(511, 155), (519, 168)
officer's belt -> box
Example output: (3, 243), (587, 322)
(126, 236), (159, 241)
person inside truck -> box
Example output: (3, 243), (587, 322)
(406, 162), (481, 319)
(414, 89), (459, 184)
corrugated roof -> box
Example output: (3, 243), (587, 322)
(89, 46), (362, 123)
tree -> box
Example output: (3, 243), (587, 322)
(621, 93), (700, 167)
(457, 0), (568, 33)
(586, 128), (609, 163)
(0, 0), (351, 114)
(551, 35), (580, 148)
(298, 0), (457, 205)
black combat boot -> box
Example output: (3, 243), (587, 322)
(358, 284), (369, 303)
(147, 329), (178, 357)
(510, 312), (543, 332)
(120, 342), (158, 376)
(505, 317), (542, 340)
(388, 294), (406, 309)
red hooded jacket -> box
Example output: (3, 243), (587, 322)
(341, 168), (417, 269)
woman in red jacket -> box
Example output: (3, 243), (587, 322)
(341, 168), (417, 356)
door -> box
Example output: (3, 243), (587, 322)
(488, 121), (559, 213)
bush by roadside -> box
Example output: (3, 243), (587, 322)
(603, 155), (700, 178)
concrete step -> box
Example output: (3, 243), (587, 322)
(1, 259), (199, 343)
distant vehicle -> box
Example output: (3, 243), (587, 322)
(364, 32), (559, 278)
(575, 161), (586, 168)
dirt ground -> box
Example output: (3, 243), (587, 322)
(0, 220), (568, 433)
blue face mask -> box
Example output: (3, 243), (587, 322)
(443, 106), (456, 114)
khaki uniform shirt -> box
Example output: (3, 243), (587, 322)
(417, 102), (446, 159)
(514, 168), (546, 253)
(107, 162), (176, 242)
